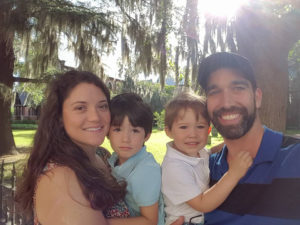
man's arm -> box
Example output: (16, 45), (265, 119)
(210, 142), (224, 154)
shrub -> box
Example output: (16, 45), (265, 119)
(154, 110), (165, 130)
(211, 126), (218, 137)
(11, 119), (37, 124)
(11, 123), (38, 130)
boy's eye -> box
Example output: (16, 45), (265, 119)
(179, 126), (187, 129)
(112, 127), (121, 132)
(197, 125), (205, 129)
(132, 128), (140, 133)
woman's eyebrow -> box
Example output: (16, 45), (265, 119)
(70, 99), (108, 105)
(71, 101), (87, 105)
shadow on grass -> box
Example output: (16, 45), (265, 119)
(152, 129), (164, 133)
(13, 133), (35, 138)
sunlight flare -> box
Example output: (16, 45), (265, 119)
(199, 0), (249, 18)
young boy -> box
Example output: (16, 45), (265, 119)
(107, 93), (165, 225)
(162, 91), (253, 225)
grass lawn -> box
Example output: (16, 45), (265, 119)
(13, 129), (36, 148)
(9, 128), (299, 181)
(285, 129), (300, 136)
(13, 129), (224, 164)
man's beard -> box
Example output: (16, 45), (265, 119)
(211, 105), (256, 140)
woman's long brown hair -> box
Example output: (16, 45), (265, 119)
(15, 70), (126, 216)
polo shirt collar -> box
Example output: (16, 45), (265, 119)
(252, 126), (283, 165)
(166, 142), (207, 166)
(218, 126), (283, 167)
(108, 146), (147, 178)
(216, 146), (229, 171)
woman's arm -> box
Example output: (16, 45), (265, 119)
(186, 151), (253, 212)
(35, 166), (108, 225)
(108, 202), (158, 225)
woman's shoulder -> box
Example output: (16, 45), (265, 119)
(36, 165), (88, 205)
(35, 165), (90, 214)
(39, 164), (76, 182)
(35, 165), (107, 225)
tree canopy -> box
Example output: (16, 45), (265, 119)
(1, 0), (300, 155)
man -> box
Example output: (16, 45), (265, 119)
(197, 52), (300, 225)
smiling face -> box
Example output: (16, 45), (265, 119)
(109, 116), (150, 165)
(165, 108), (209, 157)
(206, 68), (262, 139)
(62, 82), (111, 152)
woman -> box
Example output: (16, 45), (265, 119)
(16, 70), (128, 225)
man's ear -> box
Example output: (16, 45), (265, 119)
(165, 126), (173, 139)
(255, 88), (262, 109)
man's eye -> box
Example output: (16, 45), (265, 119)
(207, 89), (220, 96)
(233, 86), (245, 91)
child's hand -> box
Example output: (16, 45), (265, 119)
(228, 151), (253, 180)
(170, 216), (184, 225)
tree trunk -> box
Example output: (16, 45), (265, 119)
(0, 32), (17, 156)
(236, 7), (300, 132)
(175, 46), (179, 86)
(184, 0), (198, 89)
(0, 94), (16, 156)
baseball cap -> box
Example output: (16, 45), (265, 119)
(198, 52), (257, 91)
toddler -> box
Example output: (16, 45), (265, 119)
(162, 91), (253, 225)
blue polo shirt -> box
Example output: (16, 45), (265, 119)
(108, 146), (165, 225)
(205, 127), (300, 225)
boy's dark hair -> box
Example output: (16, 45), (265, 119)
(198, 52), (257, 91)
(110, 93), (153, 136)
(165, 91), (210, 130)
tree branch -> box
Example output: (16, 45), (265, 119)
(12, 77), (49, 83)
